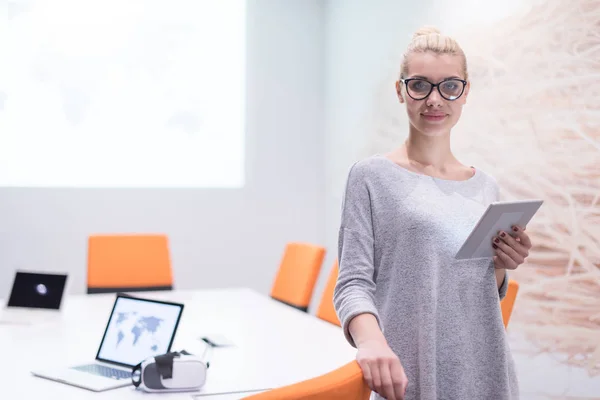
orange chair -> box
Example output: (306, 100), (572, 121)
(270, 242), (326, 312)
(242, 361), (370, 400)
(316, 259), (340, 326)
(500, 279), (519, 328)
(87, 234), (173, 294)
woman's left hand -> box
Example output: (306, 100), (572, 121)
(492, 225), (532, 270)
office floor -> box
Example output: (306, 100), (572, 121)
(508, 327), (600, 399)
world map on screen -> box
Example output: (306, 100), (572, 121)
(115, 312), (163, 351)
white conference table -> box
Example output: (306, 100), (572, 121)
(0, 288), (356, 400)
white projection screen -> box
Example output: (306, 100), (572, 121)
(0, 0), (246, 188)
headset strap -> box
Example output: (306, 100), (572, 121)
(131, 362), (142, 388)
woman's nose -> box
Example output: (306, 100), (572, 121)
(426, 89), (443, 106)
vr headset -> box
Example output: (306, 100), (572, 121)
(132, 350), (209, 392)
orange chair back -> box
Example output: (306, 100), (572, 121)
(242, 361), (370, 400)
(316, 260), (340, 326)
(501, 279), (519, 328)
(87, 234), (173, 294)
(270, 242), (326, 312)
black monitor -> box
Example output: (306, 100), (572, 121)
(7, 271), (68, 310)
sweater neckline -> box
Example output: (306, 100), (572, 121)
(374, 154), (481, 184)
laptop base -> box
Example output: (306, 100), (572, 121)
(32, 363), (132, 392)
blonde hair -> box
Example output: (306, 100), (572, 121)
(400, 26), (469, 80)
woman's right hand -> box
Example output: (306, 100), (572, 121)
(356, 339), (408, 400)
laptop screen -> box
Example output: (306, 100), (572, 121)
(96, 295), (184, 368)
(7, 272), (67, 309)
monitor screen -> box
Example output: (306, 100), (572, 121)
(7, 272), (67, 309)
(96, 295), (184, 367)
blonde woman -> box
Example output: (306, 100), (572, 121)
(334, 26), (529, 400)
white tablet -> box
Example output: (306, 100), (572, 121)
(454, 199), (544, 260)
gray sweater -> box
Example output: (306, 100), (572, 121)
(334, 155), (518, 400)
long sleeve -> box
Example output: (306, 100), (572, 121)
(333, 162), (381, 347)
(498, 270), (509, 300)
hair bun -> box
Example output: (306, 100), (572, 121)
(412, 26), (441, 40)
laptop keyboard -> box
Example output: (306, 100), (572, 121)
(72, 364), (132, 380)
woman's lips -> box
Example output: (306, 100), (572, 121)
(421, 113), (447, 122)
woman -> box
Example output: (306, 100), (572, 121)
(333, 26), (528, 400)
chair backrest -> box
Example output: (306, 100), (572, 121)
(241, 361), (371, 400)
(501, 279), (519, 328)
(87, 234), (173, 294)
(316, 259), (340, 326)
(270, 242), (326, 312)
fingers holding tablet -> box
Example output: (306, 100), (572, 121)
(454, 200), (543, 260)
(494, 246), (519, 270)
(511, 225), (532, 248)
(492, 225), (531, 270)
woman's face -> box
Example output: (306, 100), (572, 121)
(396, 52), (470, 137)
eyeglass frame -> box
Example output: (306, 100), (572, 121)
(399, 77), (468, 101)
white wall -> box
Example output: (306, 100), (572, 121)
(313, 0), (432, 308)
(0, 0), (327, 300)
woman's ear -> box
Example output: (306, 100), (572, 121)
(395, 80), (405, 103)
(463, 80), (471, 104)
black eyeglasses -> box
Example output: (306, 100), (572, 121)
(400, 77), (467, 101)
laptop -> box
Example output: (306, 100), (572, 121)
(31, 293), (184, 392)
(0, 271), (68, 325)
